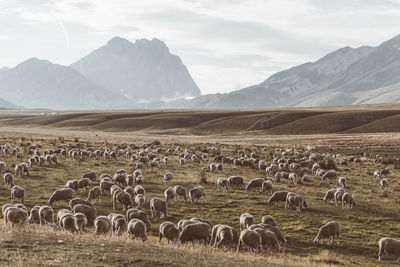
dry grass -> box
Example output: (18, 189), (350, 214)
(0, 130), (400, 266)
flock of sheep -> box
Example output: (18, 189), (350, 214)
(0, 140), (399, 264)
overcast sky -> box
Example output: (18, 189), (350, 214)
(1, 0), (400, 94)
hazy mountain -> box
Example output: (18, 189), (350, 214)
(71, 37), (200, 102)
(0, 96), (20, 109)
(162, 34), (400, 109)
(0, 58), (131, 110)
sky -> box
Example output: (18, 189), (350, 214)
(1, 0), (400, 94)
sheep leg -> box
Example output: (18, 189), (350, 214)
(236, 240), (241, 253)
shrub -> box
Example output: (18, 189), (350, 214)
(153, 139), (161, 146)
(58, 136), (65, 143)
(198, 172), (208, 184)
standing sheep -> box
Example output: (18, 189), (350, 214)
(378, 237), (400, 263)
(240, 213), (255, 231)
(49, 188), (75, 205)
(128, 218), (148, 242)
(189, 186), (207, 204)
(164, 187), (176, 205)
(179, 222), (211, 246)
(150, 197), (168, 219)
(11, 186), (25, 203)
(39, 206), (55, 226)
(173, 185), (187, 202)
(94, 216), (112, 235)
(159, 221), (180, 244)
(3, 173), (14, 188)
(236, 229), (262, 253)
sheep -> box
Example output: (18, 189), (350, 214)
(126, 208), (151, 227)
(2, 203), (15, 218)
(57, 209), (72, 224)
(128, 218), (148, 242)
(124, 186), (135, 199)
(285, 193), (306, 211)
(288, 173), (298, 184)
(159, 221), (180, 244)
(173, 185), (187, 202)
(314, 221), (340, 245)
(87, 186), (102, 203)
(48, 188), (75, 206)
(100, 179), (115, 195)
(82, 171), (96, 181)
(4, 207), (29, 227)
(254, 228), (281, 251)
(374, 170), (382, 180)
(150, 197), (168, 219)
(261, 215), (277, 227)
(164, 187), (175, 204)
(69, 198), (94, 210)
(110, 184), (122, 197)
(74, 213), (87, 233)
(381, 168), (390, 177)
(135, 194), (146, 209)
(163, 157), (169, 166)
(342, 193), (356, 209)
(261, 181), (273, 195)
(177, 219), (198, 232)
(380, 178), (389, 191)
(179, 222), (211, 246)
(28, 205), (41, 224)
(217, 177), (230, 192)
(248, 224), (287, 245)
(3, 173), (14, 188)
(228, 176), (245, 187)
(378, 237), (400, 263)
(163, 172), (173, 185)
(78, 178), (91, 191)
(322, 170), (337, 181)
(108, 213), (127, 236)
(323, 188), (342, 204)
(11, 185), (25, 203)
(72, 204), (96, 226)
(179, 158), (186, 167)
(189, 186), (207, 204)
(134, 185), (145, 196)
(267, 191), (289, 207)
(113, 191), (133, 211)
(236, 229), (262, 253)
(334, 189), (346, 207)
(338, 177), (346, 189)
(39, 205), (55, 226)
(65, 180), (79, 191)
(214, 225), (239, 248)
(245, 178), (265, 192)
(0, 161), (6, 172)
(94, 216), (112, 235)
(60, 214), (78, 233)
(240, 213), (255, 231)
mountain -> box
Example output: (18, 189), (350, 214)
(162, 34), (400, 109)
(0, 58), (131, 110)
(71, 37), (200, 102)
(0, 96), (20, 109)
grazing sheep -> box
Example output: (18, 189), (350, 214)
(113, 191), (133, 211)
(267, 191), (289, 207)
(378, 237), (400, 263)
(113, 216), (128, 236)
(164, 187), (175, 204)
(189, 186), (207, 204)
(94, 216), (112, 235)
(179, 222), (211, 246)
(248, 224), (287, 245)
(342, 193), (356, 209)
(236, 229), (262, 253)
(11, 185), (25, 203)
(100, 179), (115, 195)
(217, 177), (230, 192)
(3, 173), (14, 188)
(254, 228), (281, 251)
(323, 188), (342, 204)
(74, 213), (87, 233)
(380, 178), (389, 191)
(261, 215), (277, 227)
(60, 214), (78, 233)
(374, 170), (382, 180)
(334, 189), (346, 207)
(285, 193), (306, 211)
(150, 197), (168, 219)
(82, 171), (96, 181)
(245, 178), (265, 192)
(57, 209), (72, 224)
(128, 218), (148, 242)
(65, 180), (79, 191)
(338, 177), (346, 189)
(228, 176), (245, 187)
(28, 205), (41, 224)
(4, 207), (29, 227)
(135, 194), (146, 209)
(322, 170), (337, 181)
(163, 157), (169, 166)
(78, 178), (91, 191)
(0, 161), (6, 172)
(163, 172), (173, 185)
(126, 208), (151, 227)
(87, 186), (102, 203)
(314, 221), (340, 245)
(134, 185), (146, 196)
(72, 204), (96, 226)
(159, 221), (180, 244)
(173, 185), (187, 202)
(240, 213), (255, 231)
(48, 188), (75, 206)
(261, 181), (273, 195)
(214, 225), (239, 248)
(39, 205), (55, 226)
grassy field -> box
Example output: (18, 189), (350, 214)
(1, 129), (400, 266)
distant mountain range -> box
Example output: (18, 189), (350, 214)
(156, 34), (400, 109)
(2, 34), (400, 110)
(0, 37), (200, 109)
